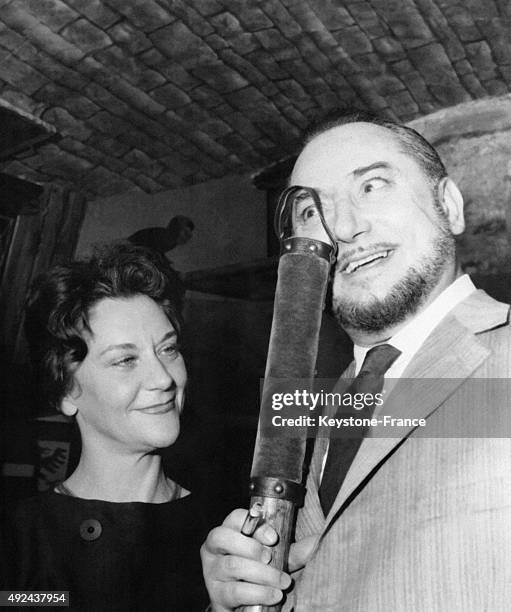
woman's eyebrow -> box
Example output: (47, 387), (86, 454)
(99, 343), (137, 356)
(158, 331), (177, 344)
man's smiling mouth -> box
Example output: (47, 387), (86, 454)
(341, 249), (393, 274)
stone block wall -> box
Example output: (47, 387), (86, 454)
(2, 1), (511, 199)
(411, 95), (511, 279)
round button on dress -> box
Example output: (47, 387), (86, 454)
(79, 519), (102, 541)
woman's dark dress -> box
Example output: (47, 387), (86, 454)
(3, 490), (208, 611)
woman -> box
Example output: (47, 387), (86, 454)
(3, 244), (208, 611)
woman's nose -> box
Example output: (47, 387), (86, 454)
(145, 355), (174, 390)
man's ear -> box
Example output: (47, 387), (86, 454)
(437, 177), (465, 236)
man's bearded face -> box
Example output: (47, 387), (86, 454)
(289, 122), (459, 335)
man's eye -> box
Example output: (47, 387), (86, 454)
(299, 204), (317, 221)
(362, 177), (387, 194)
(294, 195), (318, 223)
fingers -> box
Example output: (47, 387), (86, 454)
(201, 525), (290, 584)
(203, 524), (270, 562)
(202, 553), (290, 610)
(218, 553), (290, 587)
(223, 509), (279, 546)
(201, 509), (292, 611)
(217, 580), (284, 609)
(288, 535), (320, 573)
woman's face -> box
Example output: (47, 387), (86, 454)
(63, 295), (186, 453)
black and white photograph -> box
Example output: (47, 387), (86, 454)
(1, 1), (511, 610)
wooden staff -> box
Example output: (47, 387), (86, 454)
(241, 231), (335, 612)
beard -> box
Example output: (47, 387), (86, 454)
(332, 215), (456, 334)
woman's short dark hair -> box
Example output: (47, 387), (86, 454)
(25, 243), (182, 411)
(303, 108), (447, 187)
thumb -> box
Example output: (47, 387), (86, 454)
(288, 535), (319, 573)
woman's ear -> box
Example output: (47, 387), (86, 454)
(61, 395), (78, 417)
(61, 381), (81, 417)
(437, 177), (465, 236)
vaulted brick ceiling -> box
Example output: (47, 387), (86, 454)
(0, 0), (510, 198)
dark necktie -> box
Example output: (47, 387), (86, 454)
(319, 343), (401, 515)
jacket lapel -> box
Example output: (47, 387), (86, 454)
(299, 362), (357, 533)
(322, 290), (509, 532)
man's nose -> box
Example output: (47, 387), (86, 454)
(331, 199), (370, 244)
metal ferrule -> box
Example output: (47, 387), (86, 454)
(280, 236), (335, 264)
(249, 476), (305, 506)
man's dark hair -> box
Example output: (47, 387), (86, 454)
(303, 108), (447, 186)
(25, 243), (182, 411)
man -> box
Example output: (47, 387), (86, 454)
(201, 110), (511, 610)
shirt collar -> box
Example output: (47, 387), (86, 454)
(353, 275), (476, 377)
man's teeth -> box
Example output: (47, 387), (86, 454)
(345, 250), (389, 274)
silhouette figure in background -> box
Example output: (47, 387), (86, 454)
(127, 215), (195, 313)
(128, 215), (194, 255)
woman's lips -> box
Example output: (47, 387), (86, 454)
(138, 399), (175, 414)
